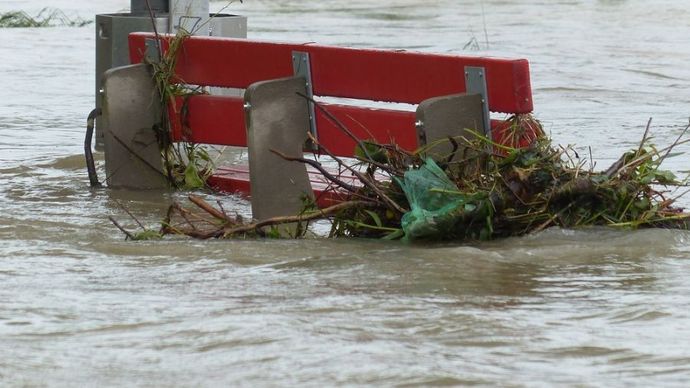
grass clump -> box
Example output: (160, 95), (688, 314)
(147, 30), (216, 190)
(0, 8), (92, 28)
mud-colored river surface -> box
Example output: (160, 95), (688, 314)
(1, 1), (689, 386)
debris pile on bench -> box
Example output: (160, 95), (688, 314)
(150, 115), (690, 242)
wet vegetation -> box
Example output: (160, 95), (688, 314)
(0, 8), (92, 28)
(145, 28), (216, 190)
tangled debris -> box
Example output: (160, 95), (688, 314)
(114, 113), (689, 242)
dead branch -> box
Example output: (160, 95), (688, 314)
(189, 194), (230, 221)
(109, 216), (135, 240)
(303, 132), (407, 214)
(115, 199), (146, 230)
(221, 200), (378, 237)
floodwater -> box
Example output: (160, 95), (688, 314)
(1, 0), (690, 386)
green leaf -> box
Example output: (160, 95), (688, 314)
(184, 163), (205, 189)
(634, 197), (650, 210)
(654, 170), (678, 184)
(640, 174), (654, 185)
(382, 229), (404, 240)
(265, 226), (283, 239)
(354, 141), (388, 163)
(364, 210), (383, 227)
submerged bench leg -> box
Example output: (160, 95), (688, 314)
(415, 93), (485, 165)
(101, 63), (167, 189)
(245, 76), (314, 225)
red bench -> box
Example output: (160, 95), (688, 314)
(127, 32), (533, 218)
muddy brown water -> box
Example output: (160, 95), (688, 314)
(1, 0), (690, 386)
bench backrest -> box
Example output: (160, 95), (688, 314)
(128, 32), (533, 156)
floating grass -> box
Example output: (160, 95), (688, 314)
(0, 8), (92, 28)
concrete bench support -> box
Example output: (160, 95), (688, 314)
(245, 76), (314, 222)
(416, 93), (485, 163)
(101, 64), (167, 189)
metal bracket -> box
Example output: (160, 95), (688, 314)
(464, 66), (491, 138)
(292, 51), (318, 149)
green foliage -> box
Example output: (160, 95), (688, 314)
(148, 30), (216, 190)
(131, 230), (163, 241)
(355, 141), (389, 164)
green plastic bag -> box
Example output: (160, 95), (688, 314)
(396, 158), (468, 240)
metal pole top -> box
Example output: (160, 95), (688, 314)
(130, 0), (169, 14)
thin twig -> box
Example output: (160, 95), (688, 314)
(295, 92), (378, 163)
(270, 149), (358, 193)
(144, 0), (163, 59)
(636, 117), (653, 157)
(659, 121), (690, 164)
(216, 200), (230, 220)
(108, 132), (167, 179)
(443, 136), (460, 167)
(303, 133), (407, 213)
(109, 216), (135, 240)
(115, 200), (146, 230)
(533, 202), (577, 233)
(614, 138), (690, 178)
(172, 202), (199, 231)
(480, 0), (490, 49)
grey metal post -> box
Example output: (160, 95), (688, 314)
(130, 0), (168, 14)
(95, 1), (246, 150)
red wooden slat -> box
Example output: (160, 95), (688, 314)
(168, 95), (247, 146)
(129, 33), (533, 114)
(167, 95), (512, 155)
(314, 105), (417, 155)
(209, 165), (354, 208)
(207, 166), (251, 196)
(168, 94), (418, 154)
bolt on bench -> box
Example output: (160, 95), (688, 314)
(100, 32), (533, 221)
